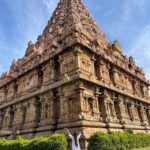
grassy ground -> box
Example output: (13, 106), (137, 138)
(132, 147), (150, 150)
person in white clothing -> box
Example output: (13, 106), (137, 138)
(65, 128), (82, 150)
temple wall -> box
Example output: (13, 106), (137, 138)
(0, 45), (149, 140)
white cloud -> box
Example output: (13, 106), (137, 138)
(123, 0), (147, 21)
(128, 24), (150, 79)
(43, 0), (58, 13)
(130, 25), (150, 58)
(0, 64), (4, 75)
(0, 0), (59, 76)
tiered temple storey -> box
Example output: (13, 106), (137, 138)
(0, 0), (150, 149)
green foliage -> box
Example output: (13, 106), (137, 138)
(48, 134), (67, 150)
(0, 134), (67, 150)
(87, 132), (113, 150)
(88, 131), (150, 150)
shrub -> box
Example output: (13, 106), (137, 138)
(48, 134), (67, 150)
(88, 131), (150, 150)
(0, 134), (67, 150)
(88, 132), (112, 150)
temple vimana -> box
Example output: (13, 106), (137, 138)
(0, 0), (150, 149)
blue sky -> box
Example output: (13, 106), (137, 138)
(0, 0), (150, 79)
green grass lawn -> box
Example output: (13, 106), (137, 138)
(132, 147), (150, 150)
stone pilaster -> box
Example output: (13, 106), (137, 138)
(74, 46), (82, 69)
(13, 104), (22, 130)
(131, 102), (141, 125)
(57, 87), (66, 123)
(23, 98), (38, 129)
(50, 59), (55, 81)
(101, 89), (111, 123)
(117, 97), (127, 125)
(0, 110), (5, 130)
(58, 55), (63, 77)
(140, 106), (148, 126)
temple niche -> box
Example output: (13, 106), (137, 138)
(0, 0), (150, 149)
(40, 92), (54, 127)
(42, 62), (52, 85)
(61, 51), (76, 74)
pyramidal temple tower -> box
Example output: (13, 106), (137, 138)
(0, 0), (150, 149)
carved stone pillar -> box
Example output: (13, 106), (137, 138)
(131, 102), (141, 125)
(8, 107), (15, 128)
(99, 59), (104, 80)
(42, 63), (51, 85)
(94, 87), (101, 115)
(51, 96), (57, 125)
(34, 96), (42, 128)
(58, 55), (63, 76)
(100, 61), (110, 82)
(129, 103), (134, 120)
(140, 106), (148, 126)
(140, 84), (144, 98)
(111, 67), (118, 85)
(19, 106), (27, 130)
(74, 46), (82, 69)
(101, 89), (111, 123)
(40, 96), (45, 122)
(3, 86), (8, 100)
(136, 105), (144, 125)
(13, 104), (22, 130)
(24, 98), (39, 129)
(57, 87), (66, 123)
(41, 94), (53, 126)
(3, 108), (11, 129)
(109, 101), (117, 120)
(103, 100), (111, 123)
(52, 89), (60, 126)
(146, 108), (150, 124)
(2, 112), (9, 129)
(50, 59), (55, 81)
(37, 66), (43, 88)
(116, 98), (126, 125)
(125, 101), (134, 122)
(45, 92), (55, 125)
(0, 110), (5, 130)
(90, 55), (96, 75)
(132, 78), (136, 94)
(13, 80), (18, 98)
(75, 81), (87, 121)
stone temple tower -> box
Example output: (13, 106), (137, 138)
(0, 0), (150, 149)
